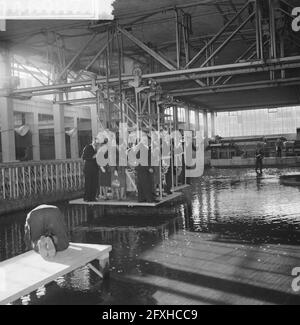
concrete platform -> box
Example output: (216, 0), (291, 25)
(69, 192), (182, 207)
(114, 232), (300, 305)
(0, 243), (112, 305)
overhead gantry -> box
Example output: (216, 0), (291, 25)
(3, 0), (299, 112)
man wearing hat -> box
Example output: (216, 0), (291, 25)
(82, 138), (100, 202)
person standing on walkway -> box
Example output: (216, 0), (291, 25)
(276, 138), (283, 158)
(82, 138), (100, 202)
(255, 143), (265, 175)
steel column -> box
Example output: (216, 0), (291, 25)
(175, 9), (181, 69)
(185, 0), (251, 68)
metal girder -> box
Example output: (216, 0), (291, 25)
(173, 9), (205, 87)
(185, 0), (251, 69)
(220, 39), (270, 85)
(118, 26), (176, 71)
(169, 78), (300, 96)
(269, 0), (277, 60)
(213, 41), (258, 85)
(279, 0), (294, 10)
(55, 97), (96, 105)
(13, 58), (46, 86)
(277, 7), (294, 19)
(79, 35), (113, 74)
(255, 0), (264, 60)
(159, 59), (300, 84)
(115, 0), (218, 23)
(200, 12), (255, 68)
(11, 56), (300, 96)
(56, 33), (98, 82)
(229, 0), (243, 25)
(175, 9), (181, 69)
(118, 26), (206, 87)
(24, 59), (54, 84)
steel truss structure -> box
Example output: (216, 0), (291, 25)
(2, 0), (300, 111)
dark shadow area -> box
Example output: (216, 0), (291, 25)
(131, 260), (300, 305)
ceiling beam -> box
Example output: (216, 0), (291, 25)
(10, 56), (300, 96)
(170, 78), (300, 96)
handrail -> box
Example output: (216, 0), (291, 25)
(0, 159), (84, 201)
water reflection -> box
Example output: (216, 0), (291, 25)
(1, 168), (300, 304)
(189, 168), (300, 245)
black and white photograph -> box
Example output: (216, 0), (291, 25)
(1, 0), (300, 309)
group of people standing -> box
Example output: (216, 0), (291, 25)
(82, 134), (184, 203)
(82, 137), (127, 202)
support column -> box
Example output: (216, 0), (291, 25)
(195, 110), (200, 131)
(0, 97), (16, 162)
(53, 103), (66, 160)
(185, 107), (190, 130)
(70, 116), (79, 159)
(173, 106), (179, 131)
(91, 104), (99, 138)
(203, 110), (208, 144)
(25, 112), (40, 161)
(211, 111), (216, 138)
(0, 43), (15, 162)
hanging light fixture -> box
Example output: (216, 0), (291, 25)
(66, 128), (77, 138)
(15, 125), (30, 137)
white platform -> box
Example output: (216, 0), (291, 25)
(0, 242), (112, 305)
(69, 192), (182, 207)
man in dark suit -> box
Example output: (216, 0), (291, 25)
(135, 135), (156, 203)
(82, 138), (100, 202)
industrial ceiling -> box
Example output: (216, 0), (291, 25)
(1, 0), (300, 111)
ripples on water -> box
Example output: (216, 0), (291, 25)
(1, 168), (300, 304)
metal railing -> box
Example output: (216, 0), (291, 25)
(0, 160), (84, 201)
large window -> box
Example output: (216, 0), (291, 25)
(178, 107), (186, 123)
(189, 110), (196, 130)
(39, 129), (55, 160)
(164, 107), (174, 122)
(215, 106), (300, 137)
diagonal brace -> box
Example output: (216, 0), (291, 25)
(118, 26), (176, 71)
(185, 0), (251, 69)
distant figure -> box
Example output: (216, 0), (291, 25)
(24, 205), (69, 259)
(82, 138), (100, 202)
(255, 144), (264, 175)
(276, 138), (283, 158)
(20, 146), (32, 162)
(135, 136), (155, 203)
